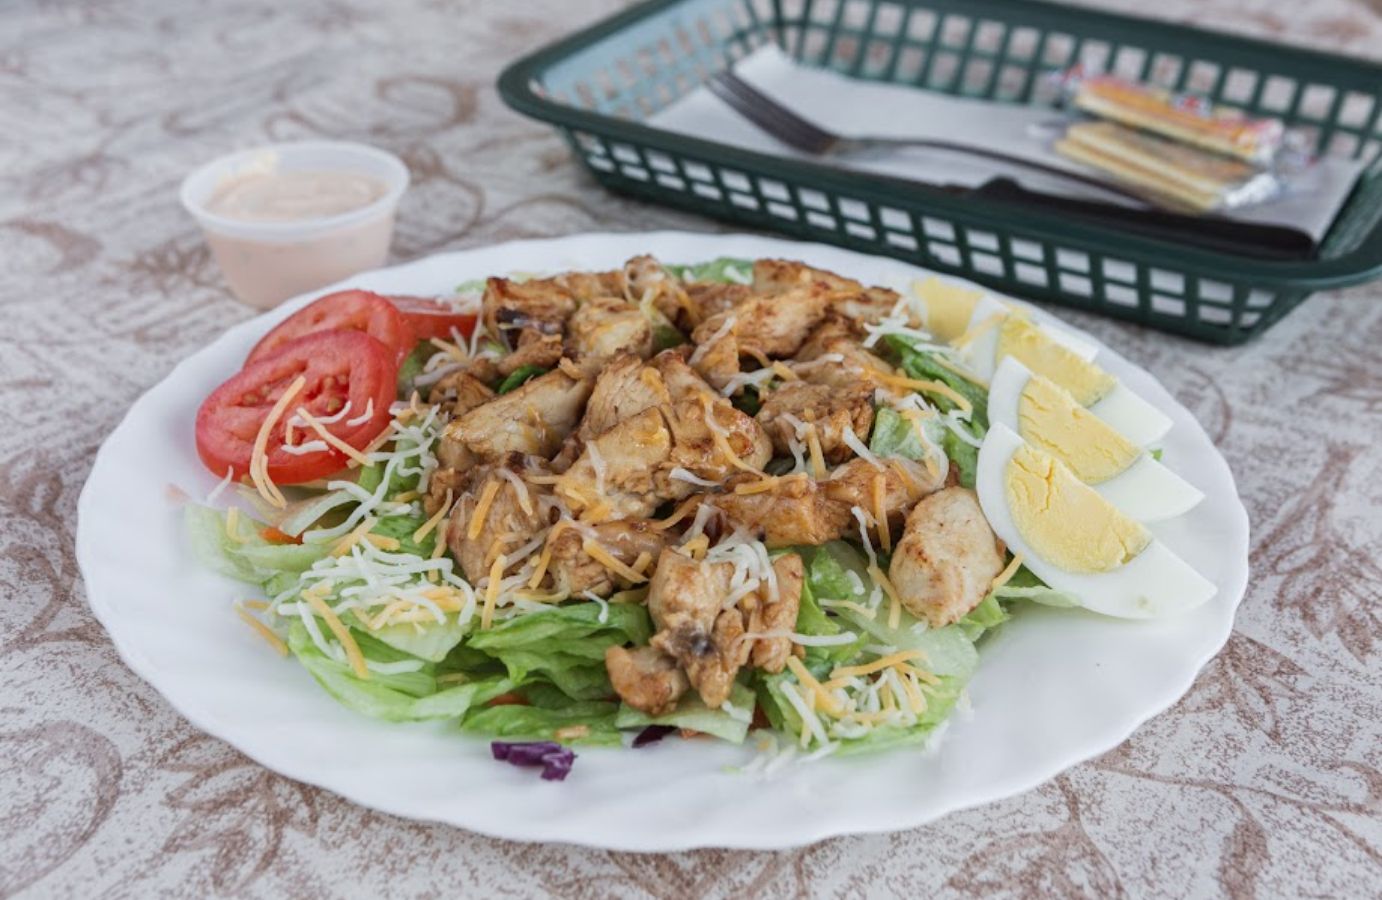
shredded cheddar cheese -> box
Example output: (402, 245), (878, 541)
(414, 489), (453, 543)
(234, 602), (288, 656)
(303, 590), (369, 679)
(480, 553), (506, 629)
(582, 539), (648, 584)
(831, 649), (925, 681)
(786, 656), (845, 718)
(991, 554), (1025, 592)
(878, 372), (973, 414)
(249, 375), (306, 509)
(467, 480), (501, 541)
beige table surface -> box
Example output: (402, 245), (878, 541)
(3, 0), (1380, 896)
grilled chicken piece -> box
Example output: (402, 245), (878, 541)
(578, 353), (670, 441)
(715, 474), (853, 548)
(481, 277), (576, 351)
(822, 456), (946, 533)
(647, 549), (743, 708)
(555, 407), (673, 520)
(428, 371), (495, 421)
(752, 258), (898, 324)
(665, 396), (773, 489)
(497, 333), (563, 377)
(690, 285), (831, 361)
(687, 322), (739, 391)
(742, 552), (803, 673)
(546, 518), (668, 596)
(686, 282), (751, 321)
(446, 458), (551, 583)
(889, 487), (1004, 628)
(424, 465), (468, 517)
(624, 254), (691, 326)
(443, 369), (591, 462)
(566, 296), (653, 367)
(605, 645), (688, 716)
(756, 380), (874, 464)
(794, 314), (893, 389)
(554, 269), (625, 302)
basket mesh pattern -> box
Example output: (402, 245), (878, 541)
(511, 0), (1382, 344)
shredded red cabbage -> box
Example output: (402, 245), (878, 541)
(491, 740), (576, 781)
(632, 725), (675, 748)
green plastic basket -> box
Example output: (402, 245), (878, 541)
(499, 0), (1382, 344)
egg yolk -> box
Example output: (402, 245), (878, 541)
(996, 315), (1116, 407)
(1017, 375), (1141, 484)
(916, 277), (983, 342)
(1005, 443), (1150, 573)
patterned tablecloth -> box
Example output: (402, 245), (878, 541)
(3, 0), (1380, 896)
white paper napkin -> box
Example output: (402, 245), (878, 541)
(648, 44), (1364, 242)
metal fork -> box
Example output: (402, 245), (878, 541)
(706, 70), (1147, 205)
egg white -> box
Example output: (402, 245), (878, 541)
(987, 359), (1203, 522)
(976, 424), (1217, 619)
(1088, 383), (1172, 448)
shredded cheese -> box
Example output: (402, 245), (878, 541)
(991, 553), (1025, 592)
(869, 564), (904, 629)
(467, 479), (501, 541)
(413, 490), (453, 543)
(481, 553), (506, 629)
(785, 657), (845, 718)
(249, 375), (306, 509)
(701, 397), (760, 474)
(582, 539), (648, 584)
(668, 466), (720, 487)
(303, 590), (369, 679)
(805, 425), (826, 479)
(234, 602), (288, 656)
(831, 649), (925, 681)
(877, 372), (973, 414)
(871, 473), (891, 554)
(951, 311), (1004, 351)
(295, 406), (371, 466)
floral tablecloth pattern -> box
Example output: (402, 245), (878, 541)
(2, 0), (1379, 896)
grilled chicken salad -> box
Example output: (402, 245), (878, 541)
(190, 255), (1214, 772)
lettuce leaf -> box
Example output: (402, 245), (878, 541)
(665, 257), (754, 284)
(994, 565), (1079, 608)
(615, 681), (756, 744)
(884, 335), (989, 428)
(869, 407), (928, 461)
(957, 592), (1009, 641)
(461, 701), (622, 746)
(287, 623), (513, 722)
(497, 365), (547, 394)
(463, 602), (652, 701)
(186, 504), (330, 583)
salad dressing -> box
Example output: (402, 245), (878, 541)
(206, 170), (388, 222)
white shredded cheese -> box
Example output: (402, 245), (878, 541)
(668, 466), (720, 487)
(688, 314), (735, 367)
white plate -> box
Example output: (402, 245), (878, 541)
(77, 231), (1249, 851)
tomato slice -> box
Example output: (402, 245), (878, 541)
(246, 290), (413, 367)
(388, 295), (478, 343)
(197, 330), (397, 484)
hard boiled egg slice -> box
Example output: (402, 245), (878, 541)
(951, 296), (1102, 385)
(976, 423), (1216, 619)
(988, 358), (1203, 521)
(914, 277), (984, 343)
(1087, 382), (1173, 449)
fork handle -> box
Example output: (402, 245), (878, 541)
(833, 137), (1150, 206)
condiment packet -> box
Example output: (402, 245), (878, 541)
(1054, 121), (1282, 213)
(1068, 72), (1285, 164)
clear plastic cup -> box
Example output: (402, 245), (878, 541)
(179, 141), (410, 310)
